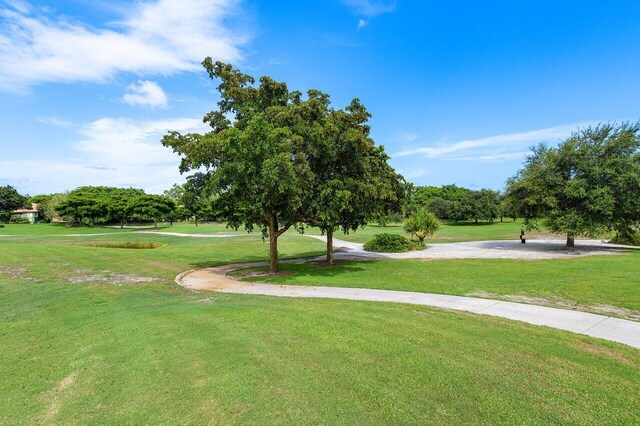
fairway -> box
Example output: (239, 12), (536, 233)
(304, 220), (547, 244)
(1, 223), (639, 424)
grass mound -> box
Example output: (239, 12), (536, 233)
(82, 241), (167, 249)
(363, 233), (421, 253)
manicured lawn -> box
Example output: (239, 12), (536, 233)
(0, 219), (541, 242)
(305, 220), (551, 244)
(148, 221), (246, 234)
(1, 224), (639, 423)
(0, 223), (139, 235)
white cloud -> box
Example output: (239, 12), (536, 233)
(399, 167), (427, 180)
(0, 0), (247, 92)
(357, 19), (367, 28)
(444, 152), (532, 162)
(0, 116), (208, 194)
(393, 123), (596, 161)
(343, 0), (396, 17)
(122, 80), (168, 108)
(391, 130), (418, 143)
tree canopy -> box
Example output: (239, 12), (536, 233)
(163, 60), (405, 271)
(56, 186), (172, 227)
(507, 123), (640, 247)
(0, 185), (27, 223)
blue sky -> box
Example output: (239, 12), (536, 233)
(2, 0), (640, 195)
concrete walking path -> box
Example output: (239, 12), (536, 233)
(177, 262), (640, 350)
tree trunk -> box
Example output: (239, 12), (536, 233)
(195, 216), (198, 227)
(566, 234), (575, 248)
(475, 218), (478, 224)
(268, 214), (279, 273)
(120, 220), (124, 229)
(154, 220), (157, 228)
(326, 228), (334, 265)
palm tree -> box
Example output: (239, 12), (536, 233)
(403, 207), (440, 244)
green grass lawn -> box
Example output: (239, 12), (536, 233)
(0, 223), (139, 235)
(304, 219), (552, 244)
(1, 224), (639, 423)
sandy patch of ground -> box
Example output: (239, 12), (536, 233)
(0, 265), (35, 281)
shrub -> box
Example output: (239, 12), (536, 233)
(363, 233), (419, 253)
(0, 224), (4, 228)
(610, 233), (640, 246)
(9, 215), (29, 224)
(404, 208), (440, 243)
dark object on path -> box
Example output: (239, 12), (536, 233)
(520, 228), (526, 244)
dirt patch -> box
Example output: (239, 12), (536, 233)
(466, 291), (640, 321)
(0, 265), (34, 280)
(69, 241), (167, 249)
(574, 341), (636, 366)
(66, 272), (155, 285)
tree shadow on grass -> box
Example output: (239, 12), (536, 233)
(189, 250), (327, 270)
(268, 259), (375, 279)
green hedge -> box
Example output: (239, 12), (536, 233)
(363, 233), (422, 253)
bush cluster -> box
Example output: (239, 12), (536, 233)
(363, 233), (421, 253)
(9, 216), (29, 224)
(610, 233), (640, 246)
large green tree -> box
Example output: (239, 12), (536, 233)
(106, 188), (145, 228)
(507, 123), (640, 247)
(129, 194), (175, 228)
(163, 60), (314, 272)
(284, 92), (405, 264)
(0, 185), (26, 223)
(55, 186), (109, 226)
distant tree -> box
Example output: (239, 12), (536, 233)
(163, 184), (185, 203)
(27, 194), (53, 222)
(426, 197), (452, 220)
(55, 186), (110, 226)
(56, 186), (146, 226)
(0, 185), (26, 223)
(129, 194), (175, 228)
(507, 123), (640, 247)
(460, 189), (500, 223)
(106, 188), (144, 228)
(409, 184), (471, 212)
(498, 193), (518, 222)
(181, 174), (215, 226)
(404, 207), (440, 244)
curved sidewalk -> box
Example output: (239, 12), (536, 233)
(177, 264), (640, 350)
